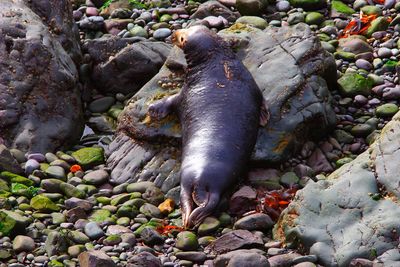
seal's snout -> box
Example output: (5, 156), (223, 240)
(172, 30), (188, 49)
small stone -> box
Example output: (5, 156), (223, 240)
(45, 166), (66, 180)
(175, 251), (207, 262)
(129, 26), (148, 38)
(377, 47), (392, 58)
(69, 230), (90, 244)
(236, 16), (268, 29)
(71, 147), (104, 169)
(25, 159), (40, 175)
(280, 172), (300, 187)
(126, 252), (161, 267)
(337, 73), (374, 96)
(30, 195), (60, 212)
(12, 235), (35, 252)
(351, 124), (374, 137)
(60, 183), (86, 199)
(127, 181), (156, 193)
(89, 209), (111, 223)
(305, 12), (324, 25)
(45, 231), (68, 257)
(332, 0), (355, 15)
(83, 170), (109, 185)
(153, 28), (172, 40)
(276, 0), (291, 11)
(84, 222), (105, 239)
(198, 217), (221, 236)
(142, 186), (164, 206)
(376, 103), (399, 117)
(360, 5), (382, 15)
(234, 213), (274, 231)
(89, 97), (115, 113)
(214, 249), (269, 267)
(158, 198), (175, 214)
(365, 17), (390, 37)
(141, 227), (165, 246)
(103, 234), (122, 246)
(68, 245), (86, 257)
(140, 203), (163, 218)
(78, 250), (116, 267)
(176, 231), (199, 251)
(355, 59), (372, 70)
(106, 225), (132, 235)
(288, 12), (305, 25)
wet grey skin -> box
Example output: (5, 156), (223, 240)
(148, 26), (264, 228)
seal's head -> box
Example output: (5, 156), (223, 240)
(172, 26), (223, 65)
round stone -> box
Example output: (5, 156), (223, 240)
(233, 213), (274, 231)
(45, 166), (66, 180)
(198, 217), (221, 236)
(376, 103), (399, 117)
(305, 12), (324, 25)
(84, 222), (105, 240)
(83, 169), (109, 185)
(12, 235), (35, 252)
(88, 97), (115, 113)
(236, 16), (268, 29)
(153, 28), (172, 40)
(176, 231), (199, 251)
(355, 59), (372, 70)
(276, 0), (291, 11)
(25, 159), (40, 175)
(377, 47), (392, 58)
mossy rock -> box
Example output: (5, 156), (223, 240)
(365, 17), (390, 37)
(71, 147), (104, 169)
(337, 73), (374, 96)
(331, 0), (355, 15)
(89, 209), (112, 222)
(30, 195), (60, 212)
(290, 0), (327, 10)
(0, 210), (16, 236)
(0, 172), (33, 187)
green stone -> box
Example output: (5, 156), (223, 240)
(71, 147), (104, 169)
(60, 183), (86, 199)
(30, 195), (60, 212)
(336, 157), (353, 167)
(45, 166), (66, 180)
(117, 217), (130, 226)
(376, 103), (399, 117)
(129, 26), (148, 38)
(337, 73), (374, 96)
(52, 213), (66, 225)
(89, 209), (111, 222)
(48, 260), (64, 267)
(334, 129), (354, 144)
(76, 184), (98, 195)
(305, 12), (324, 25)
(321, 41), (336, 53)
(289, 0), (326, 10)
(236, 16), (268, 29)
(0, 179), (9, 192)
(360, 5), (382, 15)
(117, 205), (139, 218)
(198, 217), (221, 236)
(96, 196), (111, 204)
(334, 51), (355, 61)
(280, 172), (300, 187)
(0, 210), (16, 236)
(0, 172), (33, 186)
(351, 124), (374, 137)
(175, 231), (199, 251)
(317, 33), (330, 42)
(198, 236), (216, 247)
(365, 17), (389, 37)
(0, 249), (12, 260)
(110, 193), (131, 206)
(332, 0), (355, 15)
(218, 213), (232, 227)
(68, 230), (90, 244)
(159, 14), (173, 23)
(19, 203), (31, 210)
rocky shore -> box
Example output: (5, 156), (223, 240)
(2, 0), (400, 266)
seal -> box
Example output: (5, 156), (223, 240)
(148, 26), (267, 227)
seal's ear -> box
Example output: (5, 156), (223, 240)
(260, 99), (270, 127)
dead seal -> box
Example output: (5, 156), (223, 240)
(148, 26), (267, 227)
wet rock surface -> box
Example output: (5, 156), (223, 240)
(0, 0), (84, 154)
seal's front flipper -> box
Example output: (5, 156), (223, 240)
(259, 99), (270, 127)
(148, 93), (181, 120)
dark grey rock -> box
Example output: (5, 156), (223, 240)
(107, 23), (336, 188)
(214, 249), (270, 267)
(205, 230), (264, 254)
(0, 0), (83, 153)
(276, 111), (400, 266)
(83, 37), (171, 94)
(0, 145), (23, 174)
(45, 231), (68, 257)
(190, 1), (239, 22)
(140, 227), (165, 246)
(234, 213), (274, 231)
(78, 250), (117, 267)
(126, 251), (162, 267)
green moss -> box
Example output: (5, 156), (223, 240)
(0, 211), (16, 236)
(89, 209), (112, 222)
(0, 172), (33, 187)
(71, 147), (104, 169)
(100, 0), (147, 10)
(332, 0), (355, 15)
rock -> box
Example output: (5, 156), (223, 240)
(0, 0), (83, 153)
(331, 0), (355, 15)
(107, 23), (336, 186)
(234, 213), (274, 231)
(305, 12), (324, 25)
(127, 181), (156, 193)
(337, 73), (374, 96)
(129, 26), (148, 38)
(140, 227), (165, 245)
(140, 203), (163, 218)
(106, 225), (132, 235)
(68, 244), (86, 257)
(236, 16), (268, 29)
(355, 59), (373, 70)
(12, 235), (35, 252)
(142, 186), (165, 206)
(229, 186), (257, 216)
(288, 12), (305, 25)
(158, 198), (175, 214)
(268, 253), (303, 267)
(365, 17), (390, 37)
(45, 231), (68, 257)
(45, 166), (66, 180)
(206, 230), (263, 254)
(126, 251), (162, 267)
(65, 197), (93, 211)
(197, 217), (220, 236)
(276, 111), (400, 266)
(78, 250), (117, 267)
(89, 97), (116, 113)
(214, 249), (270, 267)
(376, 103), (399, 117)
(190, 1), (239, 22)
(236, 0), (269, 15)
(103, 234), (122, 245)
(361, 5), (382, 15)
(72, 147), (104, 169)
(69, 230), (90, 244)
(0, 145), (23, 174)
(176, 231), (199, 251)
(338, 37), (373, 55)
(153, 28), (172, 40)
(83, 37), (171, 95)
(276, 0), (291, 11)
(83, 170), (109, 185)
(30, 195), (60, 212)
(60, 183), (86, 198)
(289, 0), (327, 10)
(84, 221), (105, 239)
(89, 209), (112, 223)
(176, 251), (207, 262)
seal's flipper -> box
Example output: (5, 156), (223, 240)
(260, 99), (270, 127)
(188, 191), (220, 227)
(181, 186), (193, 229)
(148, 93), (181, 120)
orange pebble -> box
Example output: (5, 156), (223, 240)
(70, 164), (82, 173)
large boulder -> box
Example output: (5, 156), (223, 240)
(83, 37), (171, 95)
(107, 23), (336, 192)
(275, 111), (400, 266)
(0, 0), (83, 153)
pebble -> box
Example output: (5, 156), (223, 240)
(153, 28), (172, 40)
(12, 235), (35, 252)
(276, 0), (291, 11)
(82, 169), (109, 185)
(84, 221), (105, 239)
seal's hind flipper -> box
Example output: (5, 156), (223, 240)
(259, 99), (270, 127)
(148, 93), (181, 120)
